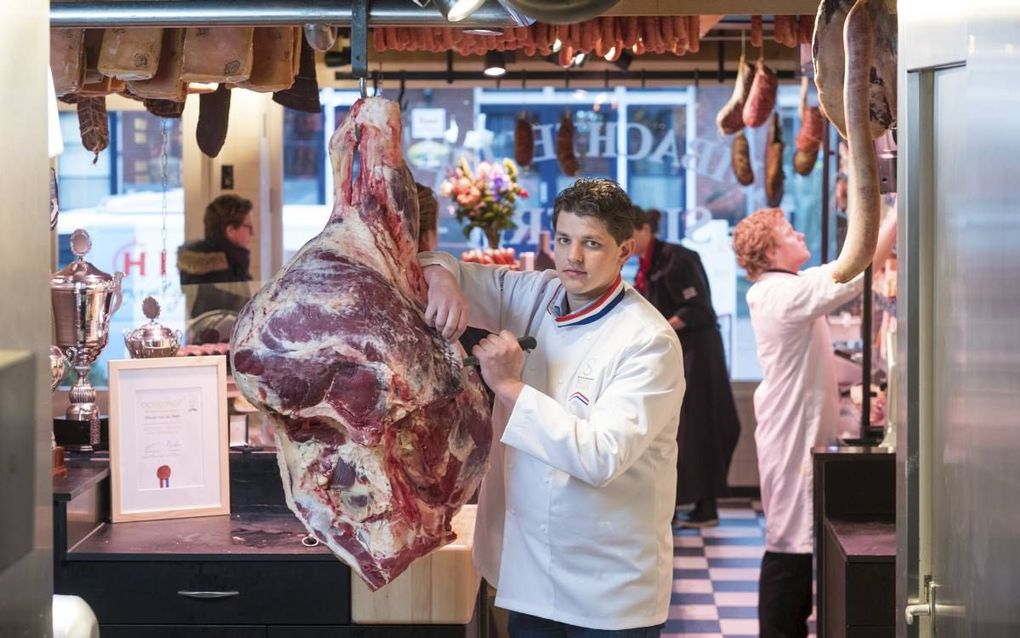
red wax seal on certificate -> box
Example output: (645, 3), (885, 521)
(157, 465), (172, 488)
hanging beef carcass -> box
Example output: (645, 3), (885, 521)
(813, 0), (897, 282)
(230, 97), (492, 591)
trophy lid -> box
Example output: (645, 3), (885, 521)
(50, 229), (117, 289)
(124, 297), (181, 358)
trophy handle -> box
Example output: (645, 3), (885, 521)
(109, 272), (124, 315)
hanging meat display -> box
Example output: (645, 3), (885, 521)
(556, 112), (580, 177)
(813, 0), (897, 282)
(794, 78), (824, 176)
(76, 97), (109, 162)
(230, 97), (491, 591)
(716, 55), (755, 136)
(742, 59), (778, 128)
(765, 113), (785, 207)
(731, 131), (754, 186)
(514, 113), (535, 168)
(196, 84), (231, 158)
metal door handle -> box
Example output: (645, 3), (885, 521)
(905, 601), (931, 625)
(177, 590), (240, 599)
(905, 575), (937, 625)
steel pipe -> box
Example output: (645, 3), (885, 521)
(50, 0), (530, 28)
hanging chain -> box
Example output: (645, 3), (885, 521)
(160, 118), (170, 297)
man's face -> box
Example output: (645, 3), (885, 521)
(226, 213), (255, 250)
(633, 223), (653, 254)
(768, 219), (810, 272)
(554, 211), (634, 305)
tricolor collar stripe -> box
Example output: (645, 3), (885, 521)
(555, 275), (625, 327)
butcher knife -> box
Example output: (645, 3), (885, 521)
(462, 336), (537, 367)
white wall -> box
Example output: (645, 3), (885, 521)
(0, 0), (54, 633)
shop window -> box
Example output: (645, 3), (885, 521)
(281, 95), (353, 263)
(55, 110), (185, 387)
(274, 87), (833, 383)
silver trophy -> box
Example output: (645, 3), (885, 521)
(124, 296), (182, 359)
(50, 229), (123, 451)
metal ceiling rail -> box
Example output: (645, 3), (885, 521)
(49, 0), (530, 28)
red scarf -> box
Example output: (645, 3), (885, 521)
(634, 238), (656, 295)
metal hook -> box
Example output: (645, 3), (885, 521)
(603, 68), (610, 90)
(564, 69), (570, 89)
(301, 534), (320, 548)
(640, 69), (646, 89)
(521, 69), (527, 90)
(359, 76), (368, 99)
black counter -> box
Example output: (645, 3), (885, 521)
(812, 446), (896, 638)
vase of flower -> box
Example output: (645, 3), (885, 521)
(440, 157), (528, 249)
(483, 225), (503, 250)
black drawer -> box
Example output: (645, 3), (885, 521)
(102, 626), (266, 637)
(845, 562), (895, 626)
(63, 559), (350, 625)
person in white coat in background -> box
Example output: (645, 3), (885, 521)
(420, 178), (685, 637)
(731, 207), (897, 638)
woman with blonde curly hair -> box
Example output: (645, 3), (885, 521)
(731, 207), (896, 638)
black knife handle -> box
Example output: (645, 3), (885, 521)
(463, 336), (537, 367)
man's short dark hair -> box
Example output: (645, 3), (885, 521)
(552, 178), (635, 244)
(642, 208), (662, 235)
(204, 194), (253, 245)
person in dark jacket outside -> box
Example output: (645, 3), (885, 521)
(177, 194), (255, 342)
(632, 208), (740, 527)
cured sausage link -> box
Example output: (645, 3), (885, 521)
(831, 0), (880, 283)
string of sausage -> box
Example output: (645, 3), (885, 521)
(371, 16), (704, 59)
(830, 0), (880, 283)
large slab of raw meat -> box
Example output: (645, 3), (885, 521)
(230, 97), (491, 590)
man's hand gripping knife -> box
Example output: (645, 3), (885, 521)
(423, 264), (527, 410)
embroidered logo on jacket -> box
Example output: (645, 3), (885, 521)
(569, 391), (590, 406)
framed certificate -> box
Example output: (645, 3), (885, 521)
(108, 356), (230, 523)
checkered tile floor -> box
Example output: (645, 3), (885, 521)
(664, 498), (816, 638)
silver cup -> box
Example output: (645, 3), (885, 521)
(50, 229), (123, 440)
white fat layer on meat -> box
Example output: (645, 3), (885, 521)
(274, 415), (417, 572)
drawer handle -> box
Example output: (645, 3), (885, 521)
(177, 590), (240, 600)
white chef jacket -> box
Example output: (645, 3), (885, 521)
(746, 263), (863, 554)
(420, 252), (685, 630)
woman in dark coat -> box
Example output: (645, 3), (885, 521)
(633, 208), (741, 527)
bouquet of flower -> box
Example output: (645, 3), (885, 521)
(439, 157), (528, 248)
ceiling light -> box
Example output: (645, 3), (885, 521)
(434, 0), (486, 22)
(572, 52), (586, 67)
(483, 50), (507, 77)
(551, 38), (562, 53)
(603, 46), (616, 61)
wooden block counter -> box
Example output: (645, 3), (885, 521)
(352, 505), (480, 625)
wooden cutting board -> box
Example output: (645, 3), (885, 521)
(351, 505), (480, 624)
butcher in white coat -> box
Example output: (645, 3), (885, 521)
(421, 178), (685, 637)
(731, 207), (897, 638)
